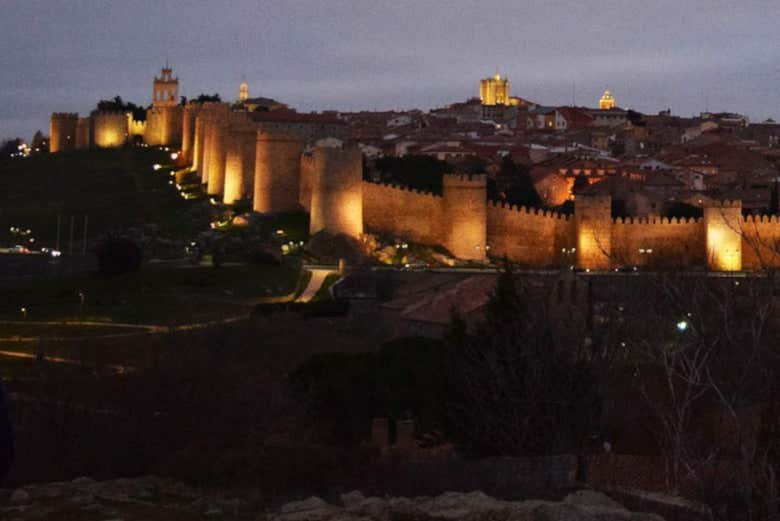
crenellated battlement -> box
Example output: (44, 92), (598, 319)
(708, 199), (743, 209)
(744, 214), (780, 224)
(91, 109), (129, 116)
(487, 199), (571, 221)
(363, 180), (442, 200)
(442, 173), (487, 187)
(613, 215), (702, 225)
(51, 112), (78, 119)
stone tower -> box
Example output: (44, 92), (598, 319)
(309, 146), (363, 239)
(479, 73), (510, 106)
(49, 113), (78, 153)
(442, 174), (488, 261)
(599, 89), (616, 110)
(223, 112), (256, 204)
(153, 66), (179, 108)
(704, 200), (742, 271)
(253, 133), (303, 214)
(91, 111), (127, 148)
(575, 194), (612, 270)
(239, 81), (249, 102)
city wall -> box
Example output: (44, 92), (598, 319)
(362, 182), (445, 246)
(91, 111), (128, 148)
(487, 202), (574, 266)
(612, 216), (705, 268)
(742, 215), (780, 269)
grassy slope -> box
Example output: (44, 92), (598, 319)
(0, 147), (191, 246)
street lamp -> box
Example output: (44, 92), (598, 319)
(676, 320), (688, 332)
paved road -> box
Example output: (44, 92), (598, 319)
(296, 268), (337, 303)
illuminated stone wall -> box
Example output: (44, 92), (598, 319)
(223, 113), (256, 204)
(181, 104), (201, 163)
(92, 111), (127, 148)
(362, 182), (445, 245)
(127, 114), (146, 138)
(487, 202), (575, 267)
(309, 146), (363, 238)
(443, 174), (488, 261)
(197, 103), (231, 185)
(611, 216), (705, 268)
(75, 117), (91, 149)
(206, 119), (227, 196)
(704, 201), (743, 271)
(575, 194), (613, 270)
(742, 215), (780, 269)
(49, 113), (78, 153)
(145, 105), (182, 146)
(253, 133), (303, 214)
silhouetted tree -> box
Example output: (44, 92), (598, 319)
(96, 235), (143, 276)
(446, 262), (601, 455)
(497, 156), (542, 207)
(373, 155), (453, 194)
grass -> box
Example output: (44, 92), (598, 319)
(0, 147), (197, 247)
(0, 263), (301, 325)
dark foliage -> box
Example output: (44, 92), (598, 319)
(663, 201), (703, 220)
(96, 235), (143, 276)
(495, 156), (542, 207)
(372, 155), (454, 194)
(446, 263), (601, 455)
(192, 93), (221, 103)
(0, 138), (23, 159)
(96, 96), (146, 121)
(291, 337), (447, 445)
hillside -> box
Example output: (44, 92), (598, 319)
(0, 147), (195, 248)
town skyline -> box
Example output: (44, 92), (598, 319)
(2, 0), (779, 140)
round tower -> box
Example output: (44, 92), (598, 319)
(206, 119), (227, 196)
(75, 117), (91, 149)
(253, 133), (303, 214)
(193, 115), (205, 174)
(442, 174), (488, 261)
(91, 111), (128, 148)
(575, 194), (612, 270)
(309, 146), (363, 238)
(704, 200), (742, 271)
(181, 104), (199, 163)
(223, 113), (256, 204)
(49, 113), (78, 153)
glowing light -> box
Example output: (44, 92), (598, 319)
(171, 152), (179, 160)
(153, 164), (161, 171)
(677, 320), (688, 332)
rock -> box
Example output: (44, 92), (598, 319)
(277, 496), (340, 521)
(341, 491), (366, 508)
(8, 489), (31, 504)
(345, 496), (388, 519)
(417, 491), (509, 521)
(70, 476), (97, 487)
(564, 490), (627, 511)
(282, 497), (331, 513)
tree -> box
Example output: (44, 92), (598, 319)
(769, 180), (778, 216)
(446, 262), (601, 455)
(496, 156), (542, 207)
(96, 235), (143, 276)
(30, 130), (48, 153)
(373, 155), (453, 193)
(0, 138), (23, 159)
(193, 93), (221, 103)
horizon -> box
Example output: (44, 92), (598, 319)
(2, 0), (779, 141)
